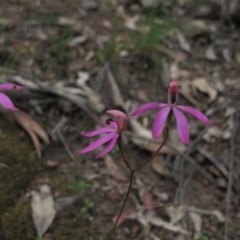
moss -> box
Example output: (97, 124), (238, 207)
(0, 120), (101, 239)
(0, 120), (40, 239)
(50, 204), (101, 240)
(0, 120), (41, 209)
(4, 198), (35, 240)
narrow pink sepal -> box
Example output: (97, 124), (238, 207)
(152, 107), (171, 139)
(177, 106), (211, 126)
(82, 127), (115, 137)
(77, 133), (115, 154)
(0, 83), (23, 91)
(173, 108), (190, 144)
(0, 93), (18, 110)
(131, 102), (165, 116)
(95, 134), (118, 158)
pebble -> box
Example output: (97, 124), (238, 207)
(45, 160), (59, 169)
(81, 0), (98, 10)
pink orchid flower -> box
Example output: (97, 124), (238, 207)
(131, 81), (211, 144)
(0, 83), (23, 110)
(78, 110), (128, 158)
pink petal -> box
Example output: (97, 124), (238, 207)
(0, 93), (18, 110)
(82, 127), (115, 137)
(95, 134), (119, 158)
(131, 102), (166, 116)
(173, 108), (190, 144)
(177, 106), (211, 125)
(77, 133), (115, 155)
(0, 83), (23, 91)
(152, 107), (171, 138)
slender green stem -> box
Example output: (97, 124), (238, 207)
(107, 171), (134, 239)
(117, 135), (133, 172)
(132, 112), (172, 172)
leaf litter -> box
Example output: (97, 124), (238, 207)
(1, 1), (240, 239)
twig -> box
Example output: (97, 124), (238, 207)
(175, 129), (207, 204)
(125, 131), (216, 184)
(51, 117), (76, 162)
(56, 129), (76, 162)
(196, 146), (239, 193)
(224, 110), (239, 240)
(0, 213), (5, 240)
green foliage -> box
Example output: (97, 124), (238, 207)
(194, 232), (210, 240)
(68, 180), (90, 194)
(97, 8), (178, 76)
(132, 15), (177, 54)
(81, 198), (94, 214)
(99, 236), (106, 240)
(97, 34), (118, 64)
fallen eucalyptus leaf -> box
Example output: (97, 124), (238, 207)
(151, 156), (170, 177)
(150, 216), (189, 235)
(31, 185), (56, 237)
(9, 111), (50, 158)
(189, 212), (202, 232)
(192, 78), (217, 102)
(166, 205), (187, 224)
(104, 155), (127, 182)
(0, 163), (9, 169)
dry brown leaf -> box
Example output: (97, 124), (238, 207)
(159, 46), (188, 62)
(117, 6), (139, 30)
(112, 211), (137, 227)
(130, 120), (174, 154)
(211, 210), (225, 223)
(180, 81), (201, 107)
(151, 156), (169, 177)
(170, 64), (191, 80)
(143, 190), (153, 210)
(176, 32), (191, 52)
(132, 136), (174, 155)
(150, 216), (189, 235)
(205, 46), (217, 60)
(104, 155), (128, 182)
(7, 110), (50, 158)
(189, 212), (202, 233)
(31, 185), (56, 237)
(167, 205), (187, 224)
(203, 126), (223, 142)
(192, 78), (217, 102)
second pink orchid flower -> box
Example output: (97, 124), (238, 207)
(131, 81), (211, 144)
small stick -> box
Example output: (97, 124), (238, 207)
(175, 129), (207, 203)
(0, 212), (5, 240)
(224, 110), (239, 240)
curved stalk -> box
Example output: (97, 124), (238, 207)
(108, 114), (172, 238)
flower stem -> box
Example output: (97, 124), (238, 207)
(108, 115), (171, 238)
(117, 135), (133, 172)
(133, 130), (169, 172)
(107, 171), (134, 239)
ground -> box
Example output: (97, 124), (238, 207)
(0, 0), (240, 240)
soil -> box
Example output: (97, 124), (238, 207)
(0, 1), (240, 240)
